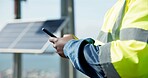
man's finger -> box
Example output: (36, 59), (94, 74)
(49, 37), (58, 43)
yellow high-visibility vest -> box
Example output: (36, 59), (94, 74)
(96, 0), (148, 77)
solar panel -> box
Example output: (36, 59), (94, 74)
(0, 18), (68, 53)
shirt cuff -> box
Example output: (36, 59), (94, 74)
(63, 39), (84, 58)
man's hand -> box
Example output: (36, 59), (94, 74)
(49, 34), (74, 58)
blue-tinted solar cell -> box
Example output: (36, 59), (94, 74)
(0, 43), (12, 48)
(37, 19), (65, 34)
(0, 23), (28, 48)
(4, 23), (27, 28)
(3, 23), (27, 32)
(14, 41), (47, 49)
(0, 32), (21, 37)
(0, 37), (16, 42)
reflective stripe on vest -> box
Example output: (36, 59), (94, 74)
(97, 31), (113, 43)
(99, 28), (148, 43)
(99, 43), (121, 78)
(120, 28), (148, 43)
(97, 0), (126, 43)
(111, 0), (126, 40)
(98, 1), (126, 78)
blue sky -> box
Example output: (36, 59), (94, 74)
(0, 0), (117, 38)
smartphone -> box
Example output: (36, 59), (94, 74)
(42, 28), (57, 38)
